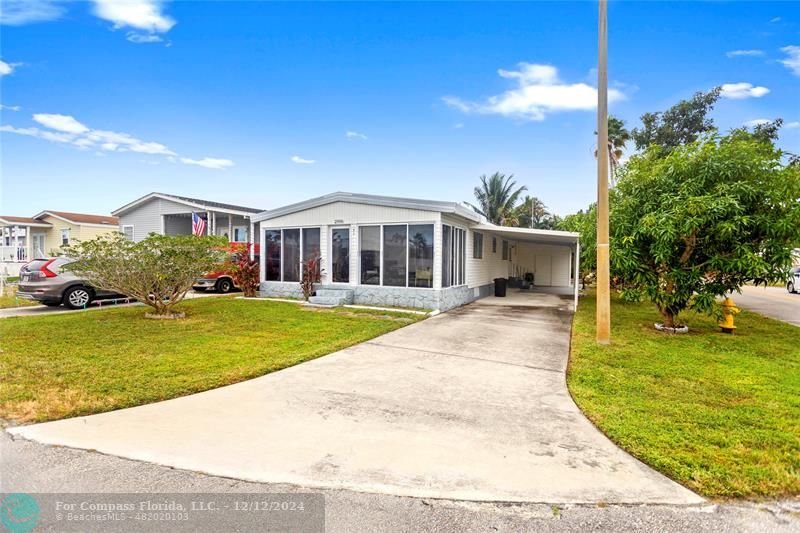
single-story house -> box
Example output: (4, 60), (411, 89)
(253, 192), (580, 311)
(0, 211), (119, 277)
(112, 192), (263, 243)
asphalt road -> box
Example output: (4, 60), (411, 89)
(2, 431), (798, 532)
(734, 285), (800, 327)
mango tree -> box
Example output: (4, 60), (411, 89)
(611, 130), (800, 329)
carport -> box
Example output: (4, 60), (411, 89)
(471, 224), (580, 308)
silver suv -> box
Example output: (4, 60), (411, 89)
(17, 257), (124, 309)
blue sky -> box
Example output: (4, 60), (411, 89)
(1, 1), (799, 217)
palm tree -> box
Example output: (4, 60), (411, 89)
(516, 195), (549, 229)
(595, 115), (631, 185)
(468, 172), (527, 226)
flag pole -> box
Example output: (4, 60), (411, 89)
(596, 0), (611, 344)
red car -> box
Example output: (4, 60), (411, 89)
(193, 243), (259, 293)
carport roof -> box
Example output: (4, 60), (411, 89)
(472, 224), (579, 245)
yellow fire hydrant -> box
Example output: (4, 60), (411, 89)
(719, 297), (740, 334)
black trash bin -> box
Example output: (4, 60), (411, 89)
(493, 277), (507, 297)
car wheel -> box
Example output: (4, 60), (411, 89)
(63, 286), (93, 309)
(215, 278), (233, 293)
(789, 281), (797, 294)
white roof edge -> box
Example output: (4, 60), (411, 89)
(252, 192), (482, 223)
(112, 192), (257, 217)
(472, 223), (580, 239)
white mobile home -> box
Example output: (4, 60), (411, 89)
(253, 192), (579, 311)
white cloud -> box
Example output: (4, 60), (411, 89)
(743, 119), (771, 127)
(770, 17), (781, 23)
(453, 123), (464, 129)
(180, 157), (234, 170)
(2, 111), (231, 167)
(443, 62), (626, 121)
(779, 46), (800, 76)
(720, 83), (770, 99)
(0, 104), (21, 111)
(92, 0), (175, 33)
(0, 0), (65, 25)
(126, 31), (164, 44)
(33, 113), (90, 134)
(0, 60), (20, 77)
(291, 155), (315, 164)
(786, 121), (800, 129)
(345, 130), (368, 140)
(726, 50), (764, 58)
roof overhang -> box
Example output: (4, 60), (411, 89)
(253, 192), (481, 223)
(113, 193), (257, 217)
(472, 224), (579, 246)
(33, 211), (118, 228)
(0, 217), (52, 228)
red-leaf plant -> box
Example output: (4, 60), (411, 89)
(300, 256), (324, 301)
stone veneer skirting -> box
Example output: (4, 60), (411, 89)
(258, 281), (494, 311)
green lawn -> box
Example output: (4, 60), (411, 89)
(0, 286), (37, 309)
(0, 297), (423, 423)
(568, 291), (800, 499)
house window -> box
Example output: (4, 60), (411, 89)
(502, 240), (509, 260)
(383, 225), (407, 287)
(60, 229), (70, 246)
(473, 232), (483, 259)
(442, 224), (466, 287)
(264, 227), (321, 282)
(492, 237), (497, 254)
(331, 228), (350, 283)
(408, 224), (433, 288)
(265, 230), (281, 281)
(233, 226), (248, 242)
(122, 225), (134, 241)
(359, 226), (381, 285)
(359, 223), (435, 288)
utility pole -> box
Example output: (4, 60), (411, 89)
(596, 0), (611, 344)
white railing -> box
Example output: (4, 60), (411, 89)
(0, 245), (28, 262)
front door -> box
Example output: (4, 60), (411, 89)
(330, 227), (350, 283)
(31, 234), (45, 258)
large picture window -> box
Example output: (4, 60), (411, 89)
(408, 224), (433, 288)
(331, 228), (350, 283)
(382, 225), (407, 287)
(359, 223), (434, 288)
(265, 230), (281, 281)
(360, 226), (380, 285)
(442, 224), (466, 287)
(264, 227), (321, 282)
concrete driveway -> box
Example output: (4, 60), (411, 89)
(9, 292), (701, 504)
(733, 285), (800, 327)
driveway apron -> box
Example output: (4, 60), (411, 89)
(9, 293), (702, 504)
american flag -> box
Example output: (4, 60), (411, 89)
(191, 212), (207, 236)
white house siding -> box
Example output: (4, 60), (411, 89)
(260, 202), (439, 228)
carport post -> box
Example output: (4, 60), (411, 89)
(574, 240), (580, 310)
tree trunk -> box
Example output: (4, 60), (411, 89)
(660, 307), (675, 328)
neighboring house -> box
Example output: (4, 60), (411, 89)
(0, 211), (119, 277)
(253, 192), (580, 311)
(112, 192), (263, 243)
